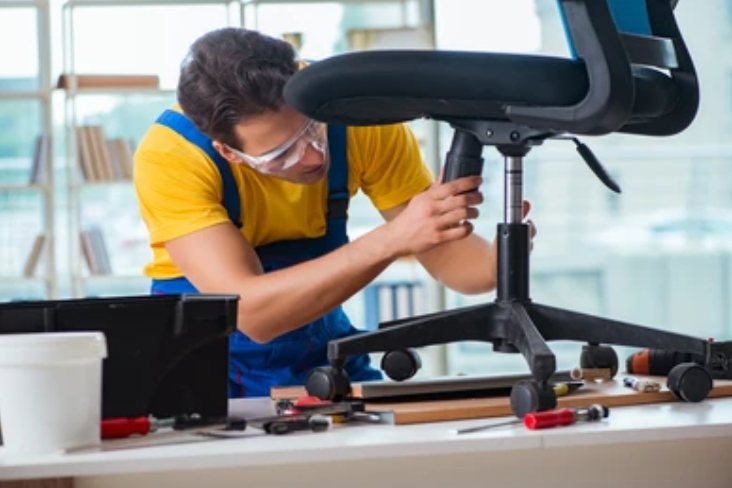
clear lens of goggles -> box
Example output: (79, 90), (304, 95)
(234, 119), (327, 173)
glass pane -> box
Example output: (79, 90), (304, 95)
(70, 5), (238, 88)
(0, 191), (43, 277)
(434, 0), (732, 376)
(73, 92), (177, 143)
(0, 99), (42, 185)
(61, 92), (177, 290)
(251, 1), (421, 57)
(0, 7), (39, 91)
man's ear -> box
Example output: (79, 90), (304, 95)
(213, 141), (242, 164)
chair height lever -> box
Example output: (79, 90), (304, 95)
(557, 136), (622, 194)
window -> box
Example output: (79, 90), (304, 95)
(434, 0), (732, 376)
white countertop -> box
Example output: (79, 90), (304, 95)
(1, 396), (731, 481)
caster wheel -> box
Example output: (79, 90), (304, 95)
(580, 344), (619, 378)
(305, 366), (351, 401)
(667, 362), (713, 403)
(510, 380), (557, 418)
(381, 349), (421, 382)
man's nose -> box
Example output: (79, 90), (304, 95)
(298, 143), (324, 167)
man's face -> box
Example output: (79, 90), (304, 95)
(216, 105), (329, 185)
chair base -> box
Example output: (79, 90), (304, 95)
(309, 297), (719, 417)
(325, 298), (710, 382)
(306, 125), (723, 417)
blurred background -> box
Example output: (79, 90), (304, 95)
(1, 0), (730, 378)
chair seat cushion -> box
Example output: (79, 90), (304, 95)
(285, 50), (679, 129)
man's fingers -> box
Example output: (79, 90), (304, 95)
(440, 221), (474, 241)
(437, 207), (480, 229)
(437, 191), (483, 214)
(430, 175), (483, 200)
(523, 199), (532, 217)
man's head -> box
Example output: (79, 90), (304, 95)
(177, 27), (329, 183)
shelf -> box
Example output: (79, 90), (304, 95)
(0, 184), (49, 193)
(0, 91), (47, 101)
(63, 0), (237, 7)
(0, 277), (50, 285)
(83, 275), (149, 283)
(242, 0), (410, 4)
(61, 87), (177, 97)
(74, 180), (133, 190)
(1, 0), (48, 7)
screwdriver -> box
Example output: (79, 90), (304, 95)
(101, 416), (176, 439)
(455, 404), (609, 434)
(525, 404), (609, 429)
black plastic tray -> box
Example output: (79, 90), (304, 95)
(0, 293), (239, 419)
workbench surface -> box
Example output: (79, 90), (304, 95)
(2, 395), (731, 488)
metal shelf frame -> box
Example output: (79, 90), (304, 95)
(0, 0), (56, 300)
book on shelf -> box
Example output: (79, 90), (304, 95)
(80, 226), (111, 276)
(29, 133), (51, 185)
(75, 125), (134, 182)
(22, 233), (46, 278)
(56, 74), (160, 90)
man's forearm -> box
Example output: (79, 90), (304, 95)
(234, 225), (398, 342)
(416, 234), (496, 295)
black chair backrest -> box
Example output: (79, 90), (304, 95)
(512, 0), (697, 136)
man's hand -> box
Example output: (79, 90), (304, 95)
(383, 174), (484, 257)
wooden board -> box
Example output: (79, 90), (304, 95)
(272, 375), (732, 425)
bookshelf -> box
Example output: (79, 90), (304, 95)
(59, 0), (241, 297)
(0, 0), (56, 301)
(58, 0), (440, 303)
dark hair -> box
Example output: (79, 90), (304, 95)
(177, 27), (298, 149)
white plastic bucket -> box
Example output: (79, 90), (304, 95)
(0, 331), (107, 456)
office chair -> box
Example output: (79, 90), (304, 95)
(284, 0), (731, 417)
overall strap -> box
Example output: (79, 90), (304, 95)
(155, 109), (242, 228)
(326, 124), (349, 221)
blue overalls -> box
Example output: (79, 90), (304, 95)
(150, 109), (382, 398)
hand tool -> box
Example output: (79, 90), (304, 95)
(261, 415), (332, 435)
(626, 348), (703, 376)
(101, 415), (246, 439)
(101, 416), (176, 439)
(570, 367), (613, 381)
(455, 404), (609, 434)
(276, 396), (382, 423)
(625, 341), (732, 380)
(623, 376), (661, 393)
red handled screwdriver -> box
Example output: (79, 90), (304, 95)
(524, 404), (609, 430)
(456, 404), (609, 434)
(101, 416), (176, 439)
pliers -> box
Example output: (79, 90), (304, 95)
(275, 396), (382, 423)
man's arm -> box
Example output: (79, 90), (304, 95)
(380, 188), (535, 295)
(165, 174), (483, 343)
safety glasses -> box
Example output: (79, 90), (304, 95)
(226, 118), (328, 174)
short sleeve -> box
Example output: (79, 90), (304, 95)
(133, 141), (231, 245)
(348, 123), (434, 211)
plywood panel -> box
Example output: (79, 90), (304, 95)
(273, 375), (732, 425)
(0, 479), (73, 488)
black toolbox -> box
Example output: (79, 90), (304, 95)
(0, 293), (238, 420)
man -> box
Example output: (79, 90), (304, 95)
(133, 27), (536, 398)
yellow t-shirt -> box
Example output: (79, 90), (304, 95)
(133, 107), (434, 279)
